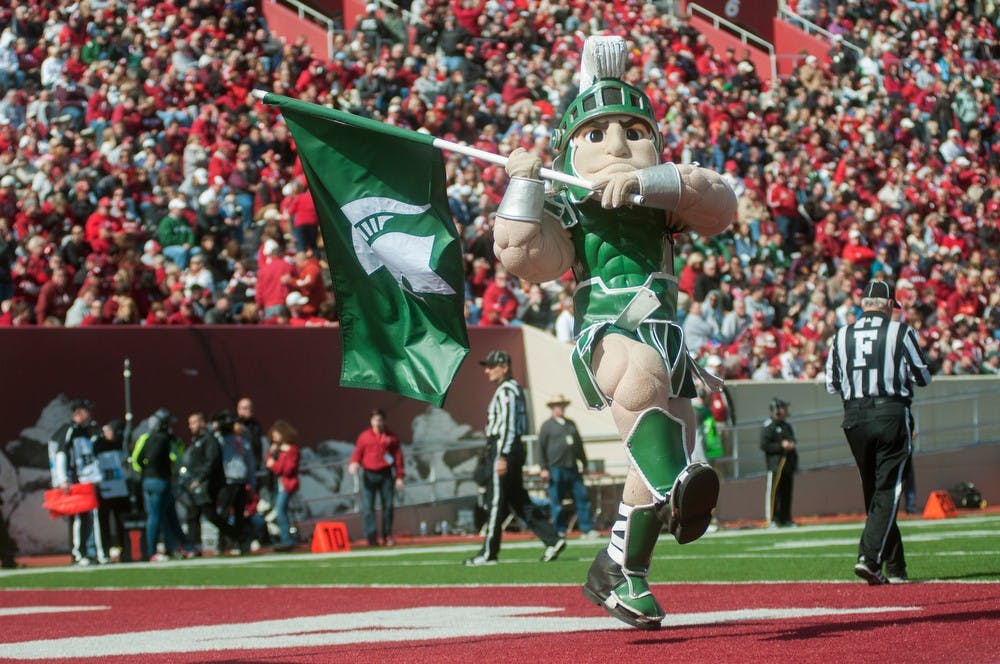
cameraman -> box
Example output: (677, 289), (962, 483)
(180, 412), (241, 554)
(213, 410), (255, 555)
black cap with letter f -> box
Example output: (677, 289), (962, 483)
(863, 280), (901, 308)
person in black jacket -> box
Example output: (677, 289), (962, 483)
(131, 408), (194, 561)
(0, 488), (21, 569)
(760, 398), (798, 528)
(236, 397), (266, 488)
(1, 219), (20, 301)
(180, 412), (241, 554)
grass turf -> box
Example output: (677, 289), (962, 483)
(2, 514), (997, 589)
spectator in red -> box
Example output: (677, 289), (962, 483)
(79, 298), (106, 326)
(679, 252), (704, 298)
(84, 197), (116, 254)
(938, 220), (969, 259)
(452, 0), (487, 35)
(166, 299), (201, 326)
(285, 291), (316, 326)
(479, 265), (518, 326)
(283, 179), (319, 254)
(255, 239), (293, 320)
(748, 311), (780, 361)
(946, 277), (983, 320)
(841, 228), (875, 271)
(293, 249), (325, 316)
(35, 267), (74, 324)
(764, 171), (799, 248)
(349, 408), (404, 547)
(265, 419), (300, 552)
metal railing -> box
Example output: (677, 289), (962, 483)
(776, 0), (863, 56)
(268, 0), (338, 60)
(686, 2), (778, 83)
(718, 389), (998, 479)
(292, 388), (997, 517)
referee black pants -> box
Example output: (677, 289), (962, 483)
(842, 400), (910, 575)
(479, 442), (560, 560)
(766, 459), (794, 526)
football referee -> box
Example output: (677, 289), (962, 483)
(464, 350), (566, 566)
(825, 280), (931, 585)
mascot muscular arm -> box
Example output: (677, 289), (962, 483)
(493, 36), (736, 632)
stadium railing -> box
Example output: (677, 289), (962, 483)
(687, 2), (778, 83)
(775, 0), (863, 56)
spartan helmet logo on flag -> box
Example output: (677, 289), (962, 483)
(340, 196), (456, 296)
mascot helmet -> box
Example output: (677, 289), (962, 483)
(552, 78), (661, 154)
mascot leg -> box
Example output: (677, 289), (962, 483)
(583, 502), (665, 630)
(627, 407), (719, 545)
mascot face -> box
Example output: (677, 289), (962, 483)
(552, 78), (661, 198)
(570, 114), (659, 181)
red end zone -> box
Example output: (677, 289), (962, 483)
(0, 583), (996, 663)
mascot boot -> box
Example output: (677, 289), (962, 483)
(583, 503), (665, 630)
(627, 408), (720, 545)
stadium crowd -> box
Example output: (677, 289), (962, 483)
(0, 0), (997, 382)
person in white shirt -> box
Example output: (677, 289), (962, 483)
(554, 295), (575, 343)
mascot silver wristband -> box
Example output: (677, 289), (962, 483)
(497, 176), (545, 223)
(635, 163), (681, 211)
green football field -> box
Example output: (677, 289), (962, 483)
(2, 514), (997, 590)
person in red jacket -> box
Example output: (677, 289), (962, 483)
(283, 179), (319, 254)
(349, 408), (405, 546)
(265, 420), (300, 552)
(478, 266), (519, 326)
(293, 250), (326, 316)
(255, 239), (293, 319)
(35, 267), (74, 324)
(841, 228), (876, 270)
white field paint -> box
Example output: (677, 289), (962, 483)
(752, 529), (1000, 550)
(0, 606), (108, 617)
(0, 605), (922, 659)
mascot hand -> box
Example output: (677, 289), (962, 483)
(591, 172), (640, 209)
(505, 148), (542, 179)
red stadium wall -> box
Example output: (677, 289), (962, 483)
(262, 0), (333, 61)
(0, 326), (524, 451)
(773, 17), (832, 76)
(292, 0), (365, 32)
(681, 0), (778, 42)
(688, 14), (775, 85)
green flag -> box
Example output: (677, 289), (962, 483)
(264, 93), (469, 406)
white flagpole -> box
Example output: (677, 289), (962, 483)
(253, 89), (646, 206)
(429, 137), (645, 206)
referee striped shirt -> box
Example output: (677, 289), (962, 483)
(825, 311), (932, 401)
(485, 378), (527, 455)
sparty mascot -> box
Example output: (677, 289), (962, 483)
(494, 35), (737, 630)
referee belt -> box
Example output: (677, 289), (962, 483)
(844, 396), (911, 409)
